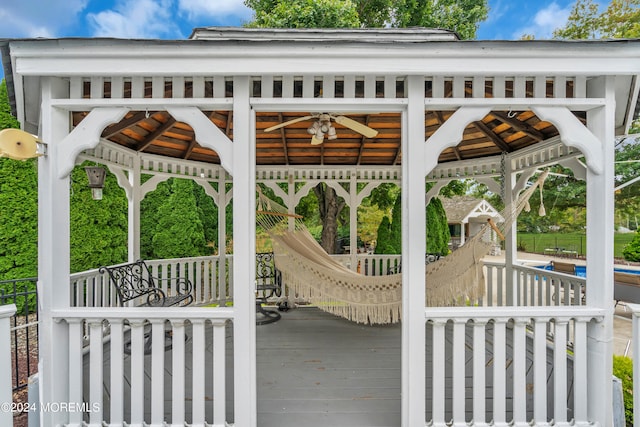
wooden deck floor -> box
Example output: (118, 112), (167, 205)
(85, 307), (572, 426)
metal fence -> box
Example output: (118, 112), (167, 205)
(0, 277), (38, 391)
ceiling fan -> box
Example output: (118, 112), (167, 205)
(264, 113), (378, 145)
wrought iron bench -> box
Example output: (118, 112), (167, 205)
(255, 252), (283, 325)
(99, 259), (194, 354)
(99, 259), (194, 308)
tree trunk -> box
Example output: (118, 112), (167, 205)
(313, 183), (344, 254)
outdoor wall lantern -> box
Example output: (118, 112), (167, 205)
(84, 166), (106, 200)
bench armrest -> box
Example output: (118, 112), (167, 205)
(154, 276), (193, 296)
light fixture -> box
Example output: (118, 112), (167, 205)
(327, 125), (337, 140)
(84, 166), (106, 200)
(307, 121), (320, 135)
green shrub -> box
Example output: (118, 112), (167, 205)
(613, 355), (633, 426)
(623, 229), (640, 262)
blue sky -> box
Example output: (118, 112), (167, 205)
(0, 0), (595, 41)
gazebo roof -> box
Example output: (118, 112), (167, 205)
(2, 27), (639, 168)
(440, 196), (503, 224)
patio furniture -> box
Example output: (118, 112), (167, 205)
(99, 259), (194, 308)
(255, 252), (283, 325)
(99, 259), (194, 354)
(614, 271), (640, 304)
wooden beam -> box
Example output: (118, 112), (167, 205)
(492, 112), (545, 141)
(474, 120), (512, 152)
(135, 117), (176, 151)
(277, 113), (290, 165)
(101, 111), (148, 138)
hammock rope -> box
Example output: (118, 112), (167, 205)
(256, 171), (548, 325)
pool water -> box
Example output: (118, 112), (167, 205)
(537, 264), (640, 278)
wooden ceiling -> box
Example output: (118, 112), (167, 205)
(74, 108), (583, 167)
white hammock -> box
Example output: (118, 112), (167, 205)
(257, 171), (548, 325)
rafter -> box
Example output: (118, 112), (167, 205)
(473, 120), (512, 152)
(135, 116), (177, 151)
(101, 111), (148, 138)
(492, 112), (545, 141)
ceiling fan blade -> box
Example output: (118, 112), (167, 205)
(310, 135), (324, 145)
(264, 115), (315, 133)
(334, 116), (378, 138)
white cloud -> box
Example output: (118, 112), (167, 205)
(87, 0), (183, 39)
(0, 0), (88, 38)
(177, 0), (252, 22)
(514, 2), (572, 39)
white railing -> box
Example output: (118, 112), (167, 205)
(482, 261), (586, 308)
(425, 306), (604, 427)
(70, 255), (233, 308)
(0, 304), (16, 427)
(52, 307), (233, 427)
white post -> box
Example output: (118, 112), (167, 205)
(349, 174), (358, 271)
(585, 76), (615, 427)
(218, 174), (228, 300)
(128, 155), (141, 262)
(504, 159), (517, 306)
(402, 75), (426, 427)
(38, 77), (72, 426)
(233, 76), (257, 427)
(0, 304), (16, 427)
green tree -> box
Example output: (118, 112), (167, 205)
(70, 164), (128, 272)
(553, 0), (640, 39)
(391, 0), (489, 39)
(152, 178), (206, 259)
(244, 0), (361, 28)
(374, 216), (394, 254)
(426, 198), (451, 254)
(0, 79), (38, 280)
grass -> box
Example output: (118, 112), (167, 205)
(516, 232), (636, 259)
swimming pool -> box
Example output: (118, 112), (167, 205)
(537, 264), (640, 278)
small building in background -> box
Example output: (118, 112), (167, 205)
(441, 196), (504, 250)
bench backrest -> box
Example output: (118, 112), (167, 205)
(99, 260), (159, 306)
(614, 271), (640, 286)
(551, 260), (577, 275)
(256, 252), (280, 287)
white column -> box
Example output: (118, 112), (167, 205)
(504, 159), (517, 306)
(0, 304), (16, 427)
(232, 76), (257, 427)
(218, 174), (228, 298)
(585, 76), (615, 427)
(349, 174), (358, 270)
(38, 77), (72, 426)
(128, 155), (141, 262)
(402, 75), (426, 427)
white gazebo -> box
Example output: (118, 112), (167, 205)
(1, 28), (640, 427)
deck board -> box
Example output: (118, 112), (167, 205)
(84, 307), (573, 426)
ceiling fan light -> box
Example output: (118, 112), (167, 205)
(327, 126), (337, 140)
(320, 121), (331, 133)
(307, 121), (320, 135)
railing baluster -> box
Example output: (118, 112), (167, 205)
(212, 321), (227, 426)
(192, 319), (206, 425)
(88, 320), (104, 426)
(431, 319), (446, 425)
(554, 318), (569, 424)
(150, 319), (166, 426)
(533, 318), (549, 423)
(67, 318), (84, 427)
(452, 319), (466, 423)
(512, 317), (528, 424)
(171, 319), (187, 424)
(110, 319), (125, 425)
(472, 319), (487, 423)
(130, 320), (146, 425)
(492, 319), (508, 426)
(572, 318), (589, 423)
